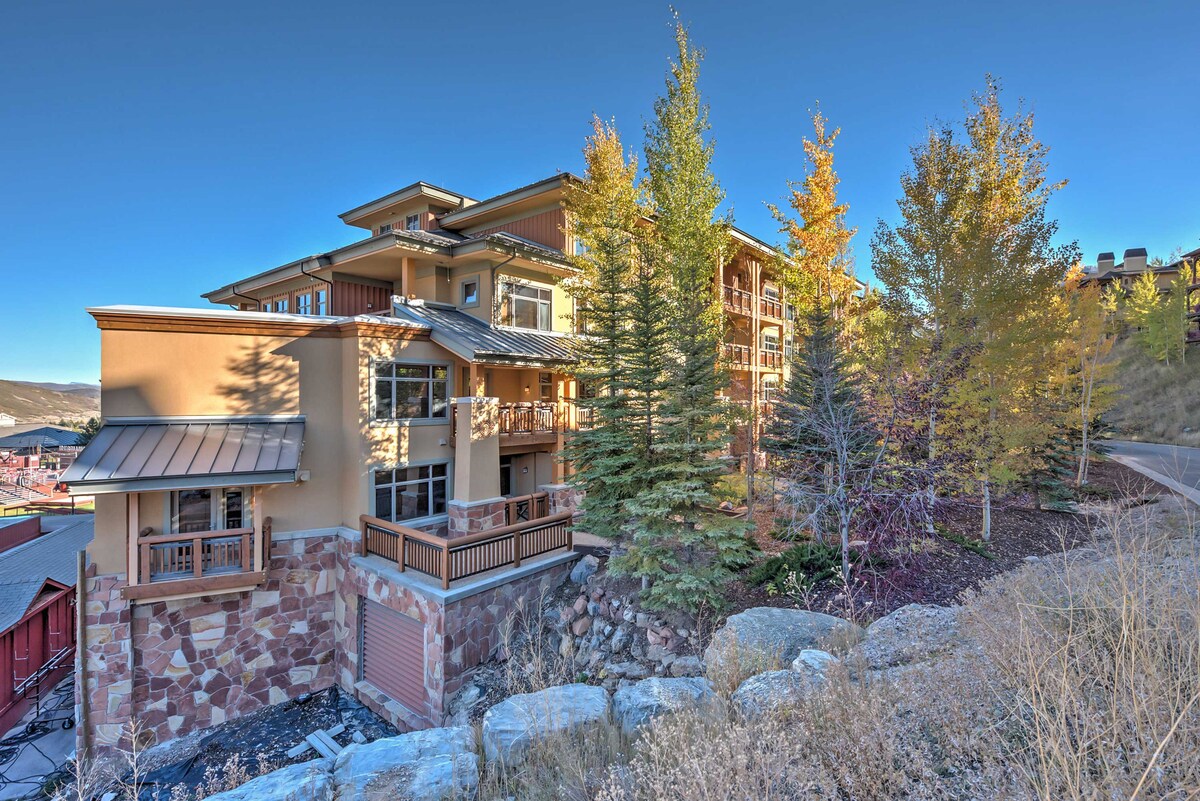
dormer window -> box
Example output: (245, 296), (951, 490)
(378, 223), (393, 235)
(405, 214), (421, 232)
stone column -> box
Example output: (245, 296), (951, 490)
(79, 574), (133, 760)
(448, 397), (506, 537)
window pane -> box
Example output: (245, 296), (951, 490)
(374, 380), (392, 420)
(375, 469), (394, 486)
(432, 380), (448, 418)
(431, 477), (447, 515)
(538, 301), (551, 331)
(432, 365), (448, 380)
(376, 362), (394, 378)
(223, 489), (244, 529)
(512, 297), (539, 329)
(375, 484), (393, 521)
(394, 365), (430, 379)
(431, 463), (447, 477)
(395, 381), (429, 418)
(175, 489), (212, 533)
(462, 282), (478, 305)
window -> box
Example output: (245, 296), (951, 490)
(170, 488), (247, 533)
(785, 303), (796, 322)
(762, 377), (780, 403)
(763, 333), (780, 353)
(500, 281), (552, 331)
(374, 464), (448, 522)
(296, 292), (312, 315)
(275, 299), (289, 313)
(461, 279), (479, 307)
(316, 288), (328, 315)
(373, 362), (449, 421)
(764, 285), (780, 301)
(784, 335), (794, 359)
(573, 237), (590, 257)
(539, 371), (553, 401)
(405, 213), (421, 232)
(378, 223), (393, 235)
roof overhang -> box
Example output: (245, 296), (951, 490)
(62, 415), (306, 495)
(438, 174), (578, 230)
(339, 181), (474, 227)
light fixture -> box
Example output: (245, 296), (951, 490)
(523, 385), (530, 394)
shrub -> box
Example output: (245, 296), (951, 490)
(746, 541), (874, 590)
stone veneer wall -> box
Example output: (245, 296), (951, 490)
(446, 498), (508, 537)
(79, 534), (339, 757)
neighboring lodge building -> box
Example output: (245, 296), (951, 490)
(1083, 246), (1200, 340)
(63, 173), (854, 758)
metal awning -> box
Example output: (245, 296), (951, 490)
(61, 415), (305, 494)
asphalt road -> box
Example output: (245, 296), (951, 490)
(1106, 440), (1200, 504)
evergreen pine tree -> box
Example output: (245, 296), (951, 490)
(620, 16), (753, 611)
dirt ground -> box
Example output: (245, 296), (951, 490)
(723, 458), (1173, 622)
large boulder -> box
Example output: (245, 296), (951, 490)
(570, 554), (600, 585)
(333, 727), (478, 801)
(203, 758), (333, 801)
(481, 684), (609, 765)
(732, 669), (825, 718)
(611, 677), (716, 737)
(704, 607), (864, 676)
(847, 604), (971, 672)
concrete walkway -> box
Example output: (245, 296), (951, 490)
(1107, 440), (1200, 506)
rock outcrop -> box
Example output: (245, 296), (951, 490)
(847, 603), (973, 672)
(705, 607), (864, 676)
(732, 669), (827, 717)
(333, 726), (478, 801)
(611, 677), (716, 737)
(481, 683), (610, 765)
(204, 758), (334, 801)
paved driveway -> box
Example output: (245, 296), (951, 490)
(1106, 440), (1200, 505)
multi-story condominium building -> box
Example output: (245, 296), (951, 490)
(64, 173), (809, 758)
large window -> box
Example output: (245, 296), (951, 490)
(375, 464), (448, 523)
(500, 281), (552, 331)
(170, 488), (247, 533)
(373, 362), (449, 421)
(763, 332), (780, 353)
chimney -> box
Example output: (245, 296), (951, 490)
(1122, 247), (1148, 274)
(1097, 252), (1115, 273)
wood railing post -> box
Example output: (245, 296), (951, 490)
(441, 543), (450, 591)
(567, 522), (574, 552)
(513, 529), (522, 569)
(192, 537), (203, 578)
(397, 530), (406, 572)
(241, 532), (251, 572)
(262, 516), (273, 572)
(360, 518), (368, 557)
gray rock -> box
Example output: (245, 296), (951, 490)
(732, 670), (825, 717)
(610, 625), (632, 654)
(612, 677), (716, 737)
(791, 648), (839, 677)
(848, 603), (971, 671)
(204, 758), (333, 801)
(604, 660), (650, 680)
(571, 555), (600, 585)
(333, 727), (478, 801)
(704, 607), (864, 676)
(481, 684), (610, 765)
(645, 644), (671, 662)
(669, 655), (703, 677)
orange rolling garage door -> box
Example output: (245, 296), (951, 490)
(361, 598), (427, 713)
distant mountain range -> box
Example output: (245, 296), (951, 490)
(0, 380), (100, 423)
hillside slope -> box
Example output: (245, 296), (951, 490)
(0, 380), (100, 423)
(1106, 337), (1200, 447)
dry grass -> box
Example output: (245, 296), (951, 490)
(1108, 337), (1200, 446)
(478, 497), (1200, 800)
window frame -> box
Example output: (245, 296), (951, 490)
(405, 213), (421, 232)
(372, 461), (450, 526)
(371, 359), (453, 425)
(316, 288), (328, 316)
(460, 277), (480, 309)
(378, 222), (393, 235)
(296, 292), (313, 315)
(499, 279), (553, 332)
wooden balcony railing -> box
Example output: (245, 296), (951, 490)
(725, 343), (752, 367)
(760, 350), (783, 370)
(760, 297), (783, 319)
(360, 511), (574, 590)
(123, 517), (271, 600)
(499, 403), (557, 436)
(505, 491), (549, 525)
(723, 285), (754, 316)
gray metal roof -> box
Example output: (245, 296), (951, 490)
(392, 300), (577, 366)
(62, 416), (305, 494)
(0, 516), (93, 633)
(0, 425), (83, 451)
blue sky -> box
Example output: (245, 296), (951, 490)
(2, 0), (1197, 383)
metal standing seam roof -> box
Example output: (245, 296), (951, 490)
(61, 416), (306, 494)
(391, 300), (577, 366)
(0, 425), (84, 451)
(0, 516), (93, 633)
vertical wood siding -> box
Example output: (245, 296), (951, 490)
(0, 585), (76, 733)
(332, 280), (392, 316)
(471, 208), (566, 251)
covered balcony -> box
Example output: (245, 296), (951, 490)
(62, 415), (306, 600)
